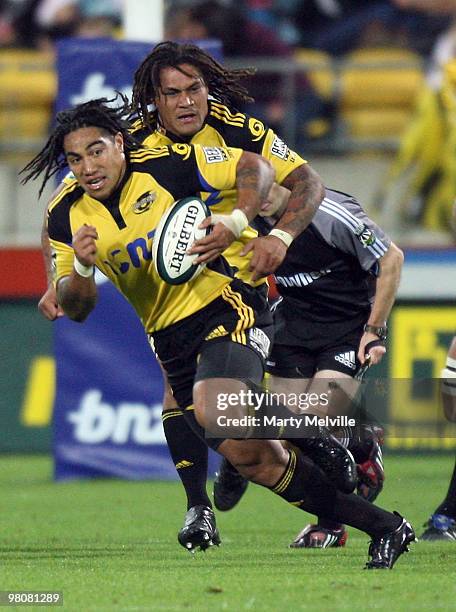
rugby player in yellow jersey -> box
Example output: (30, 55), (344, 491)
(23, 97), (415, 569)
(37, 41), (326, 549)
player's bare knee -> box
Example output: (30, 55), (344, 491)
(220, 439), (288, 484)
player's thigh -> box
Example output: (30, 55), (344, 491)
(193, 339), (269, 428)
(157, 358), (179, 411)
(266, 341), (315, 402)
(310, 369), (360, 415)
(268, 375), (313, 401)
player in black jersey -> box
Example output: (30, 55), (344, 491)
(215, 186), (404, 549)
(25, 97), (415, 568)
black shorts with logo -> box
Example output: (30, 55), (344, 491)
(150, 279), (274, 409)
(267, 299), (367, 378)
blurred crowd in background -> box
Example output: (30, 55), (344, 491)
(1, 0), (456, 238)
(0, 0), (452, 56)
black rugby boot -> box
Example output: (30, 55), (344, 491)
(365, 513), (416, 569)
(213, 458), (249, 511)
(294, 427), (357, 494)
(178, 505), (221, 552)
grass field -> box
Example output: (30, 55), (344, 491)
(2, 454), (456, 611)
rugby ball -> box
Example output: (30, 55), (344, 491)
(152, 196), (210, 285)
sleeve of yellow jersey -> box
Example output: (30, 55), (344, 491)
(260, 129), (307, 184)
(48, 235), (75, 288)
(192, 145), (243, 193)
(47, 191), (77, 287)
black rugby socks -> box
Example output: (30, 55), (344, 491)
(269, 449), (401, 538)
(162, 409), (212, 509)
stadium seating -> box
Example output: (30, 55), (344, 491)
(0, 50), (56, 160)
(339, 48), (424, 143)
(295, 48), (335, 101)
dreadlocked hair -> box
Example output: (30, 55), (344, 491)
(20, 93), (141, 197)
(131, 40), (255, 131)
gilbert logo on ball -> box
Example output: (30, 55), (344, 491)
(152, 196), (210, 285)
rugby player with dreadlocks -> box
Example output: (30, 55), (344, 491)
(23, 96), (415, 569)
(37, 42), (383, 552)
(37, 41), (326, 547)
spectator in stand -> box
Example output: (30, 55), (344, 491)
(3, 0), (121, 50)
(166, 0), (334, 143)
(292, 0), (448, 57)
(393, 1), (456, 87)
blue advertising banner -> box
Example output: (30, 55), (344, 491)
(53, 274), (171, 480)
(55, 37), (222, 114)
(53, 38), (222, 481)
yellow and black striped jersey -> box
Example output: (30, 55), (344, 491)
(130, 101), (306, 284)
(48, 143), (250, 333)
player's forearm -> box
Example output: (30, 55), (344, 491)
(274, 164), (325, 238)
(42, 183), (67, 284)
(41, 217), (54, 285)
(235, 151), (275, 221)
(57, 273), (97, 322)
(368, 244), (404, 326)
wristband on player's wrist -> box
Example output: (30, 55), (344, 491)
(211, 209), (249, 238)
(74, 258), (94, 278)
(269, 228), (293, 248)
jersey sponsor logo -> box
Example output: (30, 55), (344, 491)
(354, 223), (376, 247)
(334, 351), (356, 370)
(270, 135), (290, 160)
(248, 117), (266, 141)
(249, 327), (271, 359)
(132, 191), (156, 214)
(274, 269), (331, 288)
(106, 230), (155, 275)
(202, 146), (228, 163)
(67, 390), (165, 444)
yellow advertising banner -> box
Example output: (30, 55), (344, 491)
(389, 306), (456, 449)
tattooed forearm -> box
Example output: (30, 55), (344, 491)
(275, 163), (325, 237)
(57, 275), (97, 322)
(235, 151), (274, 220)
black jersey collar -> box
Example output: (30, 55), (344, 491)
(97, 162), (131, 230)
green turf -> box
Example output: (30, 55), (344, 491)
(2, 454), (456, 611)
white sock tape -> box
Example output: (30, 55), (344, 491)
(74, 258), (94, 278)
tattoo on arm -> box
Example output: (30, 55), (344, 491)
(277, 164), (325, 237)
(237, 166), (271, 202)
(57, 276), (97, 322)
